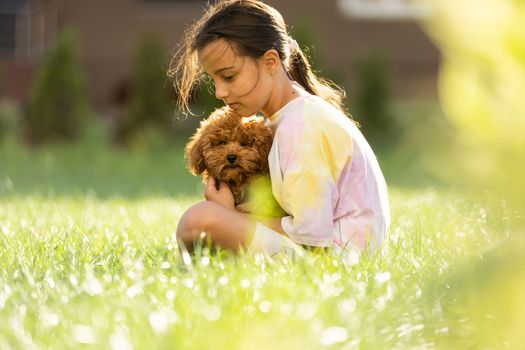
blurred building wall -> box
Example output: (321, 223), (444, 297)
(0, 0), (439, 113)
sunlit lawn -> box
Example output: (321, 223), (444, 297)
(0, 135), (520, 349)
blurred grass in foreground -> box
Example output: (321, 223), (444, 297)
(423, 0), (525, 209)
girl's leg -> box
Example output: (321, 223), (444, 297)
(176, 201), (256, 252)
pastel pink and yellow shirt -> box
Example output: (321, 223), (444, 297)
(268, 94), (390, 251)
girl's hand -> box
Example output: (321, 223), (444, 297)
(205, 177), (235, 209)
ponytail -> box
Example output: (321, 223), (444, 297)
(287, 45), (347, 113)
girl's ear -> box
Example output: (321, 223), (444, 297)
(185, 135), (206, 175)
(262, 49), (281, 75)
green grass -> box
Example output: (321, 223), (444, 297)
(0, 138), (523, 349)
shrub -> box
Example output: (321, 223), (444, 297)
(24, 29), (90, 144)
(0, 64), (3, 97)
(116, 34), (173, 146)
(0, 99), (21, 142)
(353, 51), (396, 145)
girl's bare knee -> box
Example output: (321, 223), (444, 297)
(176, 201), (214, 242)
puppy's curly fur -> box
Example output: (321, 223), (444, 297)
(186, 106), (284, 215)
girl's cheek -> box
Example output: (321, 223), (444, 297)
(233, 74), (260, 98)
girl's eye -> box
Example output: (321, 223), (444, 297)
(223, 75), (234, 81)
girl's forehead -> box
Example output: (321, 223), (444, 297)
(198, 39), (242, 75)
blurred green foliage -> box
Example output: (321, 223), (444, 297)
(116, 34), (174, 147)
(422, 0), (525, 209)
(24, 29), (91, 144)
(420, 1), (525, 348)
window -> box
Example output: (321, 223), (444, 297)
(0, 0), (27, 55)
(337, 0), (432, 20)
(0, 14), (16, 55)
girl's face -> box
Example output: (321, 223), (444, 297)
(198, 39), (274, 118)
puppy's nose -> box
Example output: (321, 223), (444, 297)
(227, 154), (237, 164)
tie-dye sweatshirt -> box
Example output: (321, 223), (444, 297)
(268, 94), (390, 251)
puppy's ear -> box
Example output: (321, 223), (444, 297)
(245, 121), (273, 170)
(185, 134), (206, 175)
(254, 125), (273, 160)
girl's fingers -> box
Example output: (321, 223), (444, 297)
(204, 177), (216, 200)
(218, 181), (230, 192)
(206, 177), (217, 191)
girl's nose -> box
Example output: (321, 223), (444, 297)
(215, 84), (229, 100)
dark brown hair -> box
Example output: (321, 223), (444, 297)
(168, 0), (346, 116)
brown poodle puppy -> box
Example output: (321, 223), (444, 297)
(185, 106), (285, 217)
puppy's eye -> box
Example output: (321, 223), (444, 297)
(217, 140), (226, 146)
(241, 138), (254, 147)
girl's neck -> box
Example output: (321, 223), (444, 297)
(261, 73), (309, 117)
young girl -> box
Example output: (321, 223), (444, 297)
(170, 0), (390, 257)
